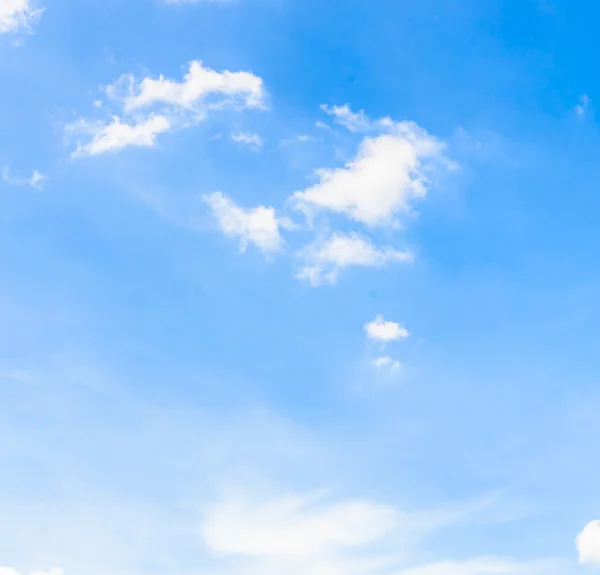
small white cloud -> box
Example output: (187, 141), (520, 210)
(372, 356), (402, 372)
(69, 115), (170, 157)
(293, 115), (446, 228)
(0, 0), (44, 34)
(365, 315), (409, 343)
(321, 104), (372, 132)
(203, 191), (284, 254)
(232, 131), (262, 149)
(3, 166), (47, 189)
(297, 232), (412, 286)
(577, 520), (600, 565)
(114, 60), (265, 113)
(575, 94), (591, 118)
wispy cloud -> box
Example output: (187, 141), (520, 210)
(232, 131), (262, 149)
(575, 94), (591, 118)
(2, 166), (47, 189)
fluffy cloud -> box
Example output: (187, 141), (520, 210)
(69, 115), (170, 157)
(577, 520), (600, 565)
(0, 0), (43, 34)
(70, 61), (265, 157)
(297, 232), (413, 286)
(203, 191), (284, 254)
(372, 356), (402, 372)
(293, 122), (444, 227)
(365, 315), (409, 343)
(232, 132), (262, 149)
(116, 60), (265, 113)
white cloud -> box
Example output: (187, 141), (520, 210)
(372, 357), (402, 372)
(200, 492), (397, 557)
(577, 520), (600, 565)
(69, 115), (170, 157)
(297, 232), (412, 286)
(197, 490), (558, 575)
(0, 569), (62, 575)
(321, 104), (372, 132)
(0, 0), (44, 34)
(116, 60), (265, 113)
(365, 315), (409, 343)
(394, 557), (558, 575)
(3, 166), (47, 189)
(71, 61), (265, 158)
(232, 132), (262, 149)
(203, 191), (284, 254)
(292, 117), (445, 228)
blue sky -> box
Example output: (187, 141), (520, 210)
(2, 0), (600, 574)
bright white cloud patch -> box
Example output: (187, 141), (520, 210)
(577, 520), (600, 565)
(297, 232), (412, 286)
(117, 60), (265, 112)
(232, 132), (262, 149)
(372, 356), (402, 372)
(203, 191), (284, 254)
(0, 0), (43, 34)
(70, 115), (170, 157)
(71, 61), (265, 157)
(365, 315), (409, 343)
(200, 493), (396, 557)
(293, 121), (444, 227)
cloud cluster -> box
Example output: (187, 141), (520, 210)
(204, 104), (447, 285)
(68, 60), (266, 157)
(0, 0), (43, 34)
(365, 314), (409, 373)
(70, 68), (447, 286)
